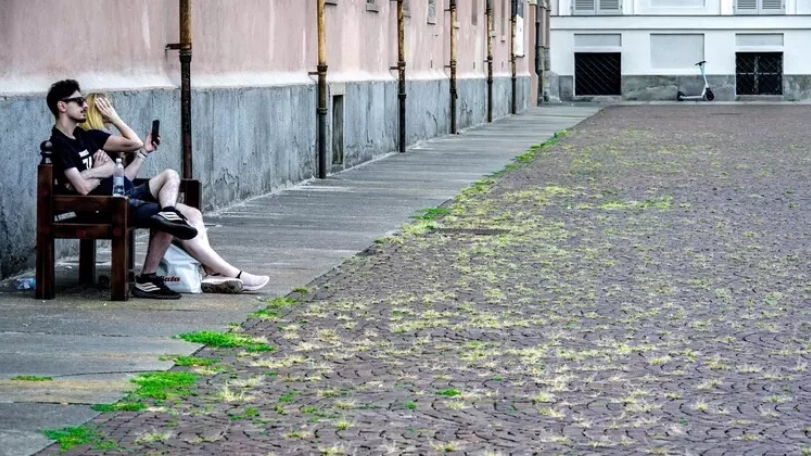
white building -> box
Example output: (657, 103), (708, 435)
(548, 0), (811, 101)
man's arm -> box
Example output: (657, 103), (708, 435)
(63, 167), (103, 196)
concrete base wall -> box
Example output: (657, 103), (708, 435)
(784, 75), (811, 101)
(551, 74), (811, 102)
(0, 75), (530, 278)
(624, 75), (736, 102)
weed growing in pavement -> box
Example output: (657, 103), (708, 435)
(42, 426), (118, 452)
(177, 331), (273, 353)
(11, 376), (52, 382)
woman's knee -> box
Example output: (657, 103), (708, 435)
(178, 205), (204, 225)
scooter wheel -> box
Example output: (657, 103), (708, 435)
(677, 91), (685, 102)
(705, 89), (715, 101)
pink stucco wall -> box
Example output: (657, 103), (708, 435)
(0, 0), (536, 95)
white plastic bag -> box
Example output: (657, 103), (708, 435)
(157, 243), (202, 293)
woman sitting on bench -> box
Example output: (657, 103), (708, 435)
(80, 92), (269, 294)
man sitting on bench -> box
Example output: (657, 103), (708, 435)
(46, 79), (197, 300)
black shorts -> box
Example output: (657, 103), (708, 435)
(125, 183), (161, 228)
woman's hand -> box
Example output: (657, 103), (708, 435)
(94, 97), (120, 124)
(144, 132), (161, 153)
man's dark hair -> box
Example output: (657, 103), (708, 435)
(46, 79), (81, 117)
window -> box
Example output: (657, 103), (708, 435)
(736, 53), (783, 95)
(575, 53), (622, 96)
(472, 0), (479, 25)
(651, 0), (703, 6)
(366, 0), (379, 12)
(573, 0), (622, 15)
(650, 34), (705, 70)
(735, 0), (784, 14)
(427, 0), (437, 24)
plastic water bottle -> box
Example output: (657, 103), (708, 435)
(112, 158), (125, 197)
(15, 278), (35, 290)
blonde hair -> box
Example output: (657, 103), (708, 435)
(79, 93), (109, 131)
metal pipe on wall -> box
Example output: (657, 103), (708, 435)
(510, 0), (517, 115)
(449, 0), (458, 134)
(180, 0), (193, 179)
(534, 1), (543, 105)
(544, 0), (551, 102)
(397, 0), (406, 152)
(316, 0), (328, 178)
(486, 0), (493, 123)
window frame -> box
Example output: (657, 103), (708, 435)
(734, 0), (785, 14)
(572, 0), (623, 15)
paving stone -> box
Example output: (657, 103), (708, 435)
(35, 105), (811, 455)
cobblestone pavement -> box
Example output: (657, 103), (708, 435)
(41, 106), (811, 456)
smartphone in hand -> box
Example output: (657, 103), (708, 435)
(151, 119), (161, 148)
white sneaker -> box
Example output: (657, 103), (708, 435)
(201, 275), (243, 294)
(239, 272), (270, 292)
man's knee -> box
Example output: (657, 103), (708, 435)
(149, 169), (181, 197)
(162, 169), (180, 184)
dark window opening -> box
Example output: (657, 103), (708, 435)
(575, 52), (621, 96)
(736, 52), (783, 95)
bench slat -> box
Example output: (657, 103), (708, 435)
(50, 224), (121, 240)
(52, 195), (120, 213)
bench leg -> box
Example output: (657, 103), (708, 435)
(128, 230), (136, 281)
(35, 236), (55, 300)
(111, 233), (129, 301)
(79, 239), (96, 285)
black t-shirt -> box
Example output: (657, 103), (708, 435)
(49, 127), (122, 195)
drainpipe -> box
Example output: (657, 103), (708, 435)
(510, 0), (517, 115)
(316, 0), (328, 178)
(544, 0), (550, 102)
(486, 0), (493, 122)
(397, 0), (406, 152)
(449, 0), (458, 134)
(180, 0), (193, 179)
(534, 1), (543, 105)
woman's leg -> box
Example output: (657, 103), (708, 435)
(174, 204), (240, 277)
(175, 204), (270, 291)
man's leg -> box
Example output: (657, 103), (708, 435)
(128, 200), (182, 300)
(142, 230), (173, 274)
(130, 170), (197, 240)
(148, 169), (181, 209)
(131, 230), (182, 300)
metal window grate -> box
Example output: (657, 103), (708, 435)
(575, 53), (622, 96)
(736, 52), (783, 95)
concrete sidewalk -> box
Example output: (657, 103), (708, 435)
(0, 106), (599, 456)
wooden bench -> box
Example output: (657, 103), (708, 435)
(36, 140), (202, 301)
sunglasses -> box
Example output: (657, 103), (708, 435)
(61, 96), (87, 106)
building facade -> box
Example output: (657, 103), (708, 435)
(548, 0), (811, 101)
(0, 0), (548, 278)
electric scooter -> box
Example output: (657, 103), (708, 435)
(677, 60), (715, 102)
